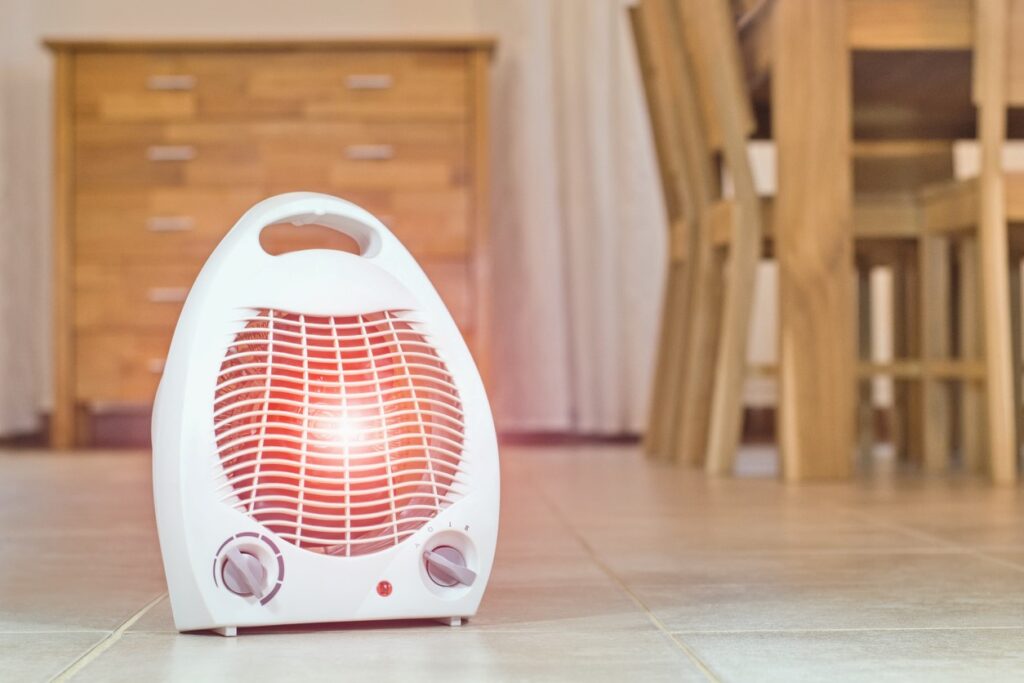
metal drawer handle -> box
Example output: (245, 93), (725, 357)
(146, 287), (188, 303)
(146, 145), (196, 162)
(146, 358), (166, 374)
(146, 216), (195, 232)
(344, 144), (395, 161)
(345, 74), (394, 90)
(145, 74), (197, 91)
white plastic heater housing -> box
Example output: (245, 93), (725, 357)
(152, 192), (499, 634)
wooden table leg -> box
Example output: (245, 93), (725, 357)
(958, 240), (986, 471)
(893, 243), (923, 464)
(51, 50), (76, 450)
(976, 0), (1017, 483)
(920, 236), (953, 472)
(856, 258), (874, 468)
(772, 0), (855, 479)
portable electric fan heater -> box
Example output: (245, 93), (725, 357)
(152, 192), (499, 635)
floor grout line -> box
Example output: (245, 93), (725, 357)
(50, 593), (166, 682)
(0, 630), (109, 635)
(668, 624), (1024, 635)
(531, 478), (723, 683)
(846, 509), (1024, 577)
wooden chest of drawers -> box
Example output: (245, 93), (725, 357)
(47, 38), (493, 447)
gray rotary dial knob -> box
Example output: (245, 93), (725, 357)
(424, 546), (477, 587)
(221, 547), (268, 599)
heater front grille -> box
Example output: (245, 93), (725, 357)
(213, 309), (466, 556)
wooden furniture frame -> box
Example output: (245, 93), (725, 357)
(914, 0), (1024, 482)
(630, 6), (695, 459)
(631, 0), (755, 467)
(633, 0), (954, 477)
(47, 38), (494, 449)
(734, 0), (1024, 482)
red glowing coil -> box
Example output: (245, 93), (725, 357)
(213, 309), (465, 556)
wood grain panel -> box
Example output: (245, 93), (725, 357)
(1006, 0), (1024, 104)
(74, 262), (201, 330)
(75, 50), (469, 123)
(75, 121), (467, 191)
(74, 188), (262, 262)
(50, 40), (491, 425)
(74, 256), (473, 334)
(52, 50), (76, 447)
(76, 331), (171, 404)
(773, 0), (855, 480)
(848, 0), (972, 49)
(75, 186), (470, 261)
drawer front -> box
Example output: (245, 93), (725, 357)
(74, 258), (473, 331)
(74, 262), (202, 330)
(75, 185), (470, 262)
(74, 50), (469, 123)
(75, 121), (468, 192)
(76, 331), (171, 404)
(74, 188), (262, 263)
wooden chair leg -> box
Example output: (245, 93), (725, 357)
(903, 244), (925, 465)
(705, 226), (762, 476)
(977, 209), (1016, 481)
(921, 235), (953, 472)
(644, 261), (688, 459)
(1009, 257), (1023, 465)
(891, 252), (920, 463)
(676, 243), (724, 466)
(976, 0), (1017, 482)
(959, 239), (986, 472)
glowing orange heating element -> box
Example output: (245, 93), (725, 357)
(213, 309), (465, 556)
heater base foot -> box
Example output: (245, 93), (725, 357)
(214, 626), (238, 637)
(439, 617), (463, 627)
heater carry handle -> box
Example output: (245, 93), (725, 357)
(237, 192), (400, 263)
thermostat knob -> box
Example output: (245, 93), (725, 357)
(424, 546), (476, 587)
(221, 548), (268, 598)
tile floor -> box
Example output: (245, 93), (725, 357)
(3, 444), (1024, 681)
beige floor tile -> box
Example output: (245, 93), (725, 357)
(575, 518), (937, 561)
(488, 550), (608, 586)
(680, 628), (1024, 682)
(611, 547), (977, 586)
(5, 444), (1024, 679)
(0, 535), (166, 631)
(73, 630), (710, 683)
(630, 553), (1024, 632)
(0, 452), (152, 540)
(0, 632), (105, 682)
(865, 513), (1024, 550)
(130, 580), (653, 635)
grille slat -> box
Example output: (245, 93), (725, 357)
(218, 475), (464, 502)
(213, 447), (467, 477)
(214, 367), (460, 395)
(214, 424), (466, 455)
(214, 308), (465, 556)
(213, 404), (466, 432)
(212, 382), (463, 416)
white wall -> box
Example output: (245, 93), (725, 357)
(36, 0), (480, 37)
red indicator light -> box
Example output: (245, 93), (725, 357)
(377, 580), (393, 597)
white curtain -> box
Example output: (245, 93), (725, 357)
(479, 0), (666, 434)
(0, 0), (48, 437)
